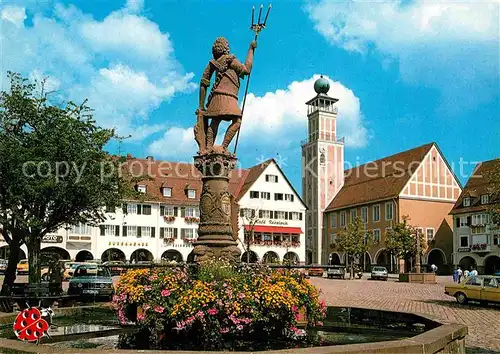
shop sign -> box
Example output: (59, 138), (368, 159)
(42, 234), (63, 244)
(457, 247), (471, 252)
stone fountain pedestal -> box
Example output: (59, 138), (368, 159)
(193, 149), (241, 262)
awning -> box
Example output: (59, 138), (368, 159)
(244, 225), (303, 234)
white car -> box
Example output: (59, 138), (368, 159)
(371, 266), (388, 281)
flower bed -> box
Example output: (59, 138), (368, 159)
(113, 260), (326, 350)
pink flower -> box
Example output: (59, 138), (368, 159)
(154, 306), (164, 313)
(144, 285), (152, 291)
(238, 293), (245, 300)
(196, 311), (204, 318)
(143, 304), (151, 311)
(174, 322), (185, 330)
(207, 308), (218, 315)
(137, 313), (145, 322)
(292, 305), (298, 313)
(219, 327), (229, 334)
(236, 325), (243, 330)
(161, 289), (171, 297)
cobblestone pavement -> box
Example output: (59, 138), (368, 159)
(311, 276), (500, 353)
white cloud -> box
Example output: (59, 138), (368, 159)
(1, 5), (26, 27)
(149, 74), (368, 158)
(0, 2), (196, 140)
(306, 0), (500, 112)
(148, 127), (197, 161)
(124, 0), (144, 14)
(241, 75), (368, 148)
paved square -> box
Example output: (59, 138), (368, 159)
(311, 276), (500, 353)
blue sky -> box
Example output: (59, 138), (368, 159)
(1, 0), (499, 192)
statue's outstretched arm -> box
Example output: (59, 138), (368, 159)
(233, 41), (256, 77)
(199, 63), (213, 110)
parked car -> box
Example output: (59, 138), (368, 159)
(16, 259), (29, 275)
(103, 261), (126, 276)
(445, 276), (500, 304)
(0, 259), (7, 274)
(308, 267), (324, 277)
(327, 265), (345, 279)
(371, 266), (388, 281)
(68, 264), (114, 301)
(63, 262), (86, 280)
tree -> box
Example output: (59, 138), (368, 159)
(0, 72), (128, 288)
(238, 207), (261, 263)
(487, 161), (500, 225)
(336, 216), (372, 279)
(385, 216), (425, 273)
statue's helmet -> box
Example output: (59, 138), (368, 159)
(212, 37), (230, 59)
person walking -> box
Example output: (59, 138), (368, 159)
(464, 268), (469, 279)
(457, 267), (463, 282)
(453, 267), (458, 283)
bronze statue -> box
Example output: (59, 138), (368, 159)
(194, 37), (256, 155)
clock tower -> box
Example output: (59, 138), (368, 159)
(302, 76), (344, 264)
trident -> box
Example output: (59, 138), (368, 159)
(233, 4), (272, 154)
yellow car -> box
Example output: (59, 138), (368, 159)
(445, 276), (500, 304)
(16, 259), (29, 275)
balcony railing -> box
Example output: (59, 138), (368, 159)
(301, 136), (345, 147)
(470, 244), (491, 252)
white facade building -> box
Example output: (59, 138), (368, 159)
(451, 158), (500, 275)
(0, 158), (306, 264)
(302, 76), (344, 264)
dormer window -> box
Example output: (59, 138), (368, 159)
(187, 189), (196, 199)
(162, 187), (172, 197)
(481, 194), (489, 205)
(137, 185), (147, 193)
(463, 197), (471, 207)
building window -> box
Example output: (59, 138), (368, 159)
(481, 194), (489, 204)
(385, 202), (393, 220)
(320, 153), (325, 165)
(160, 206), (175, 216)
(340, 211), (346, 227)
(373, 205), (380, 222)
(142, 205), (152, 215)
(100, 225), (119, 237)
(330, 213), (337, 228)
(139, 226), (152, 238)
(186, 207), (199, 217)
(182, 229), (196, 239)
(126, 204), (137, 214)
(127, 226), (137, 237)
(276, 211), (286, 219)
(160, 227), (176, 239)
(458, 217), (467, 227)
(274, 193), (284, 201)
(460, 236), (469, 247)
(330, 233), (337, 244)
(137, 185), (147, 193)
(162, 187), (172, 197)
(187, 189), (196, 199)
(471, 226), (486, 234)
(265, 174), (278, 183)
(361, 207), (368, 224)
(493, 235), (500, 246)
(463, 197), (471, 207)
(291, 212), (301, 220)
(472, 214), (490, 226)
(285, 194), (294, 202)
(426, 228), (435, 241)
(70, 223), (91, 235)
(261, 210), (272, 219)
(250, 191), (259, 199)
(350, 209), (357, 222)
(260, 192), (271, 200)
(373, 229), (381, 243)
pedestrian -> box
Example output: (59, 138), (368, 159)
(430, 264), (438, 274)
(457, 267), (463, 282)
(453, 267), (458, 282)
(470, 268), (478, 278)
(464, 269), (469, 279)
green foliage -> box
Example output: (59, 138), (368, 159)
(487, 162), (500, 225)
(385, 216), (425, 260)
(0, 72), (127, 283)
(337, 216), (372, 260)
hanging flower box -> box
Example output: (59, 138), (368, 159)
(182, 237), (197, 244)
(292, 241), (300, 247)
(163, 237), (176, 244)
(163, 216), (176, 222)
(184, 216), (200, 223)
(471, 243), (488, 250)
(273, 240), (282, 246)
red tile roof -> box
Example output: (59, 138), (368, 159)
(450, 158), (500, 215)
(325, 143), (435, 211)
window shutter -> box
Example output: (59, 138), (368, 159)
(115, 225), (120, 236)
(137, 227), (142, 237)
(291, 195), (294, 202)
(174, 207), (179, 216)
(151, 227), (155, 238)
(285, 212), (289, 220)
(137, 204), (142, 215)
(174, 229), (178, 238)
(299, 213), (303, 221)
(123, 226), (127, 237)
(160, 228), (164, 238)
(270, 211), (274, 219)
(259, 210), (263, 218)
(122, 203), (127, 214)
(467, 216), (472, 226)
(181, 229), (185, 238)
(160, 206), (165, 216)
(240, 209), (244, 217)
(274, 194), (278, 201)
(276, 176), (279, 182)
(456, 218), (460, 228)
(181, 207), (185, 217)
(274, 211), (278, 219)
(100, 225), (105, 236)
(265, 175), (269, 182)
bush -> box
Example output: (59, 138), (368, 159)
(113, 260), (326, 349)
